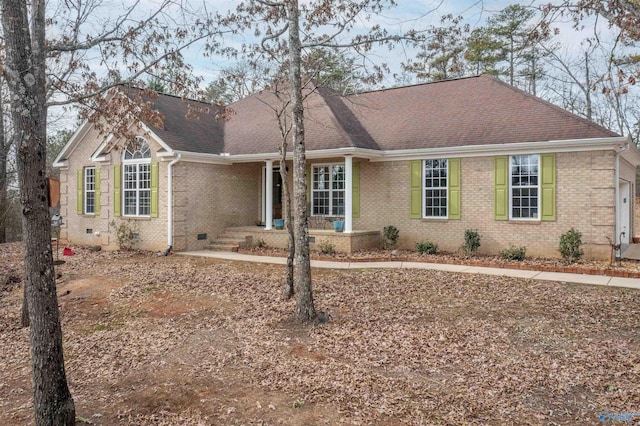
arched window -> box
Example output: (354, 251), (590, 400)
(122, 137), (151, 216)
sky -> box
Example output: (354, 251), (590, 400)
(184, 0), (595, 87)
(47, 0), (613, 131)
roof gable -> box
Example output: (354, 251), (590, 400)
(133, 91), (224, 155)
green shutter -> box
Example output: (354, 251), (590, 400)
(94, 168), (101, 216)
(541, 153), (556, 221)
(352, 162), (360, 218)
(448, 158), (461, 220)
(150, 162), (159, 218)
(494, 156), (508, 220)
(410, 160), (422, 219)
(77, 169), (83, 214)
(113, 164), (121, 217)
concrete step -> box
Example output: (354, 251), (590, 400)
(217, 233), (252, 246)
(205, 243), (239, 252)
(215, 237), (248, 245)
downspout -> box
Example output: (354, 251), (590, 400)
(614, 143), (628, 260)
(164, 153), (181, 256)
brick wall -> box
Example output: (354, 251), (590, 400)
(172, 162), (261, 251)
(353, 151), (616, 260)
(61, 125), (174, 252)
(60, 127), (627, 260)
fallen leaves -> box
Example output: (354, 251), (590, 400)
(0, 242), (639, 424)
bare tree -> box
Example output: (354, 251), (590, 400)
(1, 1), (76, 423)
(0, 1), (226, 423)
(0, 79), (8, 244)
(229, 0), (422, 323)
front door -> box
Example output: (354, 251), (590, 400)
(272, 169), (283, 219)
(262, 167), (284, 224)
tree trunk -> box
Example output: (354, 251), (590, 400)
(288, 0), (316, 322)
(279, 146), (295, 300)
(1, 0), (76, 424)
(0, 80), (7, 244)
(21, 284), (30, 327)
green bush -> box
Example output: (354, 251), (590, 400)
(382, 225), (400, 249)
(462, 229), (481, 257)
(254, 238), (266, 248)
(559, 228), (584, 264)
(416, 240), (438, 255)
(500, 245), (527, 261)
(318, 239), (335, 256)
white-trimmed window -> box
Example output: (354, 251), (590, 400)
(84, 167), (96, 214)
(510, 154), (539, 219)
(312, 164), (345, 216)
(424, 159), (447, 218)
(123, 137), (151, 216)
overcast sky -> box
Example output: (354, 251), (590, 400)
(185, 0), (592, 87)
(48, 0), (608, 131)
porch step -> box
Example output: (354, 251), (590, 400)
(206, 243), (240, 252)
(206, 230), (252, 252)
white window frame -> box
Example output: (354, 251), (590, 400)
(311, 163), (345, 217)
(84, 166), (95, 214)
(509, 154), (540, 221)
(122, 137), (151, 217)
(423, 159), (448, 219)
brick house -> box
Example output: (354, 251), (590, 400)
(53, 75), (640, 259)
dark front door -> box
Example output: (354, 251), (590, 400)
(273, 169), (283, 219)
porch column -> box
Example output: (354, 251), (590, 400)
(265, 160), (273, 230)
(344, 155), (353, 233)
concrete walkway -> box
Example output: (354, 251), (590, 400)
(177, 250), (640, 290)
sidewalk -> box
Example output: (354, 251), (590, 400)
(177, 250), (640, 290)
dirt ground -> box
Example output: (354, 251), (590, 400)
(1, 242), (640, 425)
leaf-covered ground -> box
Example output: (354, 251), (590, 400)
(1, 242), (639, 425)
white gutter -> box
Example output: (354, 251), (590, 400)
(614, 142), (629, 257)
(158, 150), (231, 165)
(166, 153), (181, 250)
(368, 137), (629, 162)
(222, 137), (629, 164)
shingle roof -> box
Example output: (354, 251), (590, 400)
(344, 75), (617, 151)
(221, 84), (367, 155)
(133, 91), (224, 155)
(136, 74), (618, 156)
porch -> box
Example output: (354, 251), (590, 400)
(212, 226), (381, 254)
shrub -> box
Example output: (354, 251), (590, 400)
(500, 245), (527, 261)
(462, 229), (481, 257)
(559, 228), (584, 264)
(416, 240), (438, 255)
(318, 239), (335, 256)
(382, 225), (399, 249)
(109, 219), (137, 250)
(254, 238), (266, 248)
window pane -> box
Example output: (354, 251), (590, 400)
(84, 167), (95, 214)
(85, 192), (95, 214)
(511, 155), (539, 220)
(332, 190), (344, 216)
(139, 164), (150, 189)
(124, 191), (137, 215)
(85, 168), (95, 191)
(139, 190), (150, 216)
(125, 137), (151, 160)
(423, 159), (447, 217)
(312, 164), (346, 216)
